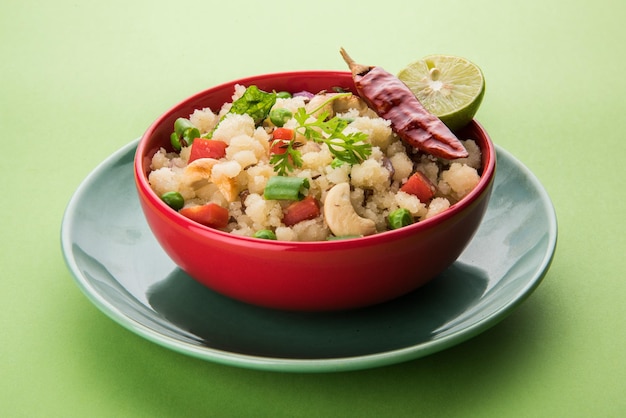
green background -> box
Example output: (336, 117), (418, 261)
(2, 0), (624, 416)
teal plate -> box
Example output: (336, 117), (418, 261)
(61, 140), (557, 373)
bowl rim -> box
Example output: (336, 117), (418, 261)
(134, 70), (496, 248)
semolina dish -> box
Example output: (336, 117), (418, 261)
(148, 85), (482, 242)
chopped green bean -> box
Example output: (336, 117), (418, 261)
(170, 132), (182, 151)
(263, 176), (310, 201)
(171, 118), (200, 150)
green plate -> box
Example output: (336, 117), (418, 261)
(61, 139), (557, 373)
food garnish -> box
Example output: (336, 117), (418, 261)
(228, 85), (277, 125)
(270, 93), (372, 175)
(340, 48), (469, 160)
(397, 55), (484, 132)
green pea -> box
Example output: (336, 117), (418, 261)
(161, 191), (184, 211)
(253, 229), (277, 240)
(269, 108), (293, 127)
(388, 208), (413, 230)
(275, 91), (292, 99)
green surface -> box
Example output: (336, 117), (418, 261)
(2, 0), (624, 416)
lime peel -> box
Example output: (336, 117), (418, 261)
(398, 55), (485, 132)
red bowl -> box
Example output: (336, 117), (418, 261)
(134, 71), (496, 311)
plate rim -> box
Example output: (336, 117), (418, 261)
(61, 139), (558, 373)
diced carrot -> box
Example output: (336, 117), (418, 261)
(188, 139), (227, 163)
(269, 128), (295, 156)
(283, 195), (320, 226)
(400, 171), (436, 202)
(272, 127), (294, 140)
(179, 203), (229, 229)
(269, 139), (289, 155)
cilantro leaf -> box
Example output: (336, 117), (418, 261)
(229, 86), (277, 125)
(270, 140), (303, 176)
(270, 93), (373, 175)
(294, 107), (371, 165)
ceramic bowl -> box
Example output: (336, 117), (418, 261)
(134, 71), (496, 311)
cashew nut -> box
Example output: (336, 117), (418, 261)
(184, 158), (219, 190)
(323, 182), (376, 237)
(213, 176), (239, 202)
(332, 94), (377, 118)
(184, 157), (239, 201)
(305, 93), (334, 118)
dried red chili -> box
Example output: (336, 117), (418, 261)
(340, 48), (468, 160)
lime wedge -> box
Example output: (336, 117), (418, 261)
(398, 55), (485, 132)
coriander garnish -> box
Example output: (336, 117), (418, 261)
(270, 93), (372, 175)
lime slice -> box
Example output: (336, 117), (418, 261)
(398, 55), (485, 132)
